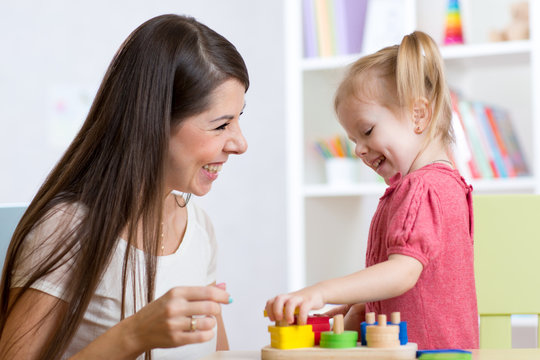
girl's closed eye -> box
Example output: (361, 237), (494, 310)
(364, 127), (373, 136)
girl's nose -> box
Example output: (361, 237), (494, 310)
(355, 142), (368, 158)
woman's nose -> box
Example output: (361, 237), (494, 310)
(225, 125), (248, 155)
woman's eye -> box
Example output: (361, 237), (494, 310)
(215, 123), (229, 131)
(364, 127), (373, 136)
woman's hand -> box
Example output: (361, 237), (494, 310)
(264, 286), (325, 326)
(126, 286), (230, 352)
(73, 285), (231, 359)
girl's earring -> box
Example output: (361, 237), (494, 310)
(415, 126), (423, 134)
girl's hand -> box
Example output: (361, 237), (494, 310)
(125, 286), (230, 353)
(342, 303), (365, 332)
(265, 286), (325, 326)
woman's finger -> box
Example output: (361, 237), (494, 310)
(182, 316), (217, 333)
(166, 286), (230, 305)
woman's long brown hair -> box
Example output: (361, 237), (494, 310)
(0, 14), (249, 359)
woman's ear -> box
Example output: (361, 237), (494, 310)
(411, 97), (432, 134)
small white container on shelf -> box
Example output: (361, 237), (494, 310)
(325, 157), (358, 185)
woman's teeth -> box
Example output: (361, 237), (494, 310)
(203, 164), (222, 173)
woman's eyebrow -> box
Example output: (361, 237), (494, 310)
(210, 103), (246, 122)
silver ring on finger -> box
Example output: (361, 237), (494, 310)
(189, 316), (197, 332)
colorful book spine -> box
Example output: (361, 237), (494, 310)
(303, 0), (319, 58)
(458, 100), (493, 178)
(490, 107), (530, 176)
(334, 0), (368, 55)
(333, 0), (348, 55)
(450, 91), (529, 179)
(303, 0), (368, 58)
(450, 92), (481, 178)
(484, 106), (516, 177)
(451, 109), (474, 180)
(314, 0), (333, 57)
(326, 0), (338, 55)
(473, 102), (507, 177)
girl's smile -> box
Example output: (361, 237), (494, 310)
(337, 95), (425, 184)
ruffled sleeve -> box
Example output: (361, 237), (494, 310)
(385, 177), (443, 267)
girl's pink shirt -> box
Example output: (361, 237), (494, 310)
(365, 163), (479, 349)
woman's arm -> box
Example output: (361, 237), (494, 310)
(0, 288), (66, 359)
(266, 254), (423, 325)
(0, 286), (231, 360)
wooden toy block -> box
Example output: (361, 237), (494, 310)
(306, 315), (331, 345)
(268, 324), (314, 349)
(319, 314), (358, 348)
(390, 311), (408, 345)
(366, 314), (400, 348)
(360, 311), (376, 345)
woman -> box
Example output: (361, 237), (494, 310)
(0, 14), (249, 359)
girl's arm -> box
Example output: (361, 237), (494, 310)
(266, 254), (423, 325)
(0, 286), (230, 360)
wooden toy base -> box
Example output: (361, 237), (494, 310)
(261, 342), (417, 359)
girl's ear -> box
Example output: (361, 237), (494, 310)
(412, 97), (432, 134)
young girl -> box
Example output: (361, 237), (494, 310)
(265, 31), (478, 349)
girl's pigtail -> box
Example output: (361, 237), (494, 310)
(397, 31), (454, 145)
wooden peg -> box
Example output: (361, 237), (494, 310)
(377, 314), (387, 326)
(365, 312), (376, 324)
(391, 312), (401, 324)
(333, 314), (344, 334)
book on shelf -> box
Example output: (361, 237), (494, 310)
(302, 0), (368, 58)
(302, 0), (319, 58)
(450, 91), (529, 180)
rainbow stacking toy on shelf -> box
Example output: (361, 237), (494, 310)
(262, 309), (417, 359)
(444, 0), (464, 45)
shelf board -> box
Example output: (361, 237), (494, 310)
(303, 176), (536, 198)
(440, 40), (532, 60)
(469, 176), (536, 193)
(301, 40), (532, 71)
(304, 182), (387, 197)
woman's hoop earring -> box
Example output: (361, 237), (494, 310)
(174, 192), (191, 208)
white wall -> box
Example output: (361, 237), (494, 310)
(0, 0), (288, 351)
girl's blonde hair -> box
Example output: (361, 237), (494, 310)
(335, 31), (454, 147)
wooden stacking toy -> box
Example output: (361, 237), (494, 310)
(262, 308), (417, 359)
(365, 314), (400, 348)
(319, 314), (358, 348)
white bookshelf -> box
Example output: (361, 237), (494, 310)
(285, 0), (539, 291)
